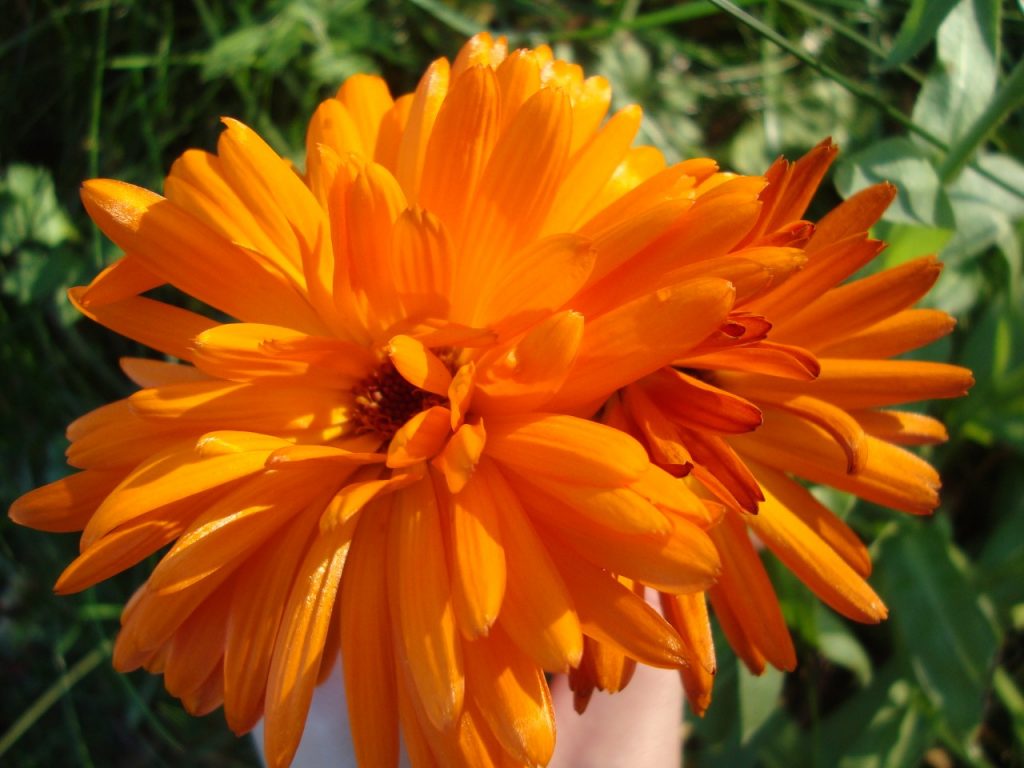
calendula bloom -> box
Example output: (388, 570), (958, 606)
(574, 140), (972, 715)
(5, 32), (793, 768)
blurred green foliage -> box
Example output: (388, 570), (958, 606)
(2, 0), (1023, 766)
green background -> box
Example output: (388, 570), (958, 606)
(2, 1), (1023, 765)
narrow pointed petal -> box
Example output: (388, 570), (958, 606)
(708, 514), (796, 672)
(449, 468), (507, 638)
(341, 503), (400, 768)
(548, 278), (735, 411)
(263, 517), (355, 768)
(465, 628), (555, 766)
(389, 473), (464, 731)
(553, 546), (686, 669)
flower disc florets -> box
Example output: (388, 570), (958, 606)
(353, 359), (448, 440)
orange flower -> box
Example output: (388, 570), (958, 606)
(593, 140), (973, 714)
(7, 33), (759, 767)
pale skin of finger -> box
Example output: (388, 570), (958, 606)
(254, 660), (684, 767)
(549, 664), (685, 768)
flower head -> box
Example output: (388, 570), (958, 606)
(9, 33), (749, 767)
(9, 31), (972, 767)
(586, 140), (974, 714)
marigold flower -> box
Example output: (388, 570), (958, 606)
(7, 32), (768, 768)
(9, 30), (972, 766)
(585, 140), (974, 715)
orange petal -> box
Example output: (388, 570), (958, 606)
(389, 207), (453, 321)
(542, 105), (643, 234)
(634, 368), (762, 435)
(223, 510), (318, 735)
(9, 469), (124, 533)
(773, 256), (943, 350)
(81, 434), (288, 547)
(449, 467), (506, 638)
(851, 408), (949, 445)
(389, 335), (453, 395)
(464, 628), (555, 766)
(817, 308), (956, 359)
(69, 288), (217, 362)
(81, 179), (325, 332)
(745, 480), (887, 623)
(190, 322), (375, 386)
(708, 513), (796, 672)
(455, 87), (571, 313)
(750, 460), (871, 577)
(660, 591), (716, 715)
(808, 182), (896, 253)
(397, 57), (450, 202)
(549, 277), (735, 411)
(472, 233), (595, 332)
(473, 311), (584, 414)
(722, 358), (974, 410)
(129, 379), (349, 432)
(485, 413), (649, 486)
(120, 358), (208, 388)
(389, 473), (464, 731)
(483, 461), (582, 672)
(340, 502), (400, 767)
(387, 406), (452, 468)
(337, 74), (395, 157)
(553, 545), (686, 668)
(263, 516), (355, 768)
(534, 504), (719, 594)
(79, 254), (162, 306)
(433, 420), (486, 495)
(419, 65), (500, 239)
(146, 467), (330, 595)
(163, 581), (231, 701)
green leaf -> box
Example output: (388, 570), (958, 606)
(942, 152), (1024, 277)
(815, 608), (873, 687)
(911, 0), (1000, 146)
(872, 222), (954, 269)
(838, 679), (932, 768)
(739, 664), (785, 744)
(0, 165), (78, 253)
(874, 519), (1000, 740)
(834, 138), (954, 227)
(884, 0), (960, 68)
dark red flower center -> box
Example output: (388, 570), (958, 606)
(351, 360), (446, 441)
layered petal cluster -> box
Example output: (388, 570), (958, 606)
(11, 33), (746, 768)
(599, 141), (973, 714)
(9, 31), (972, 767)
